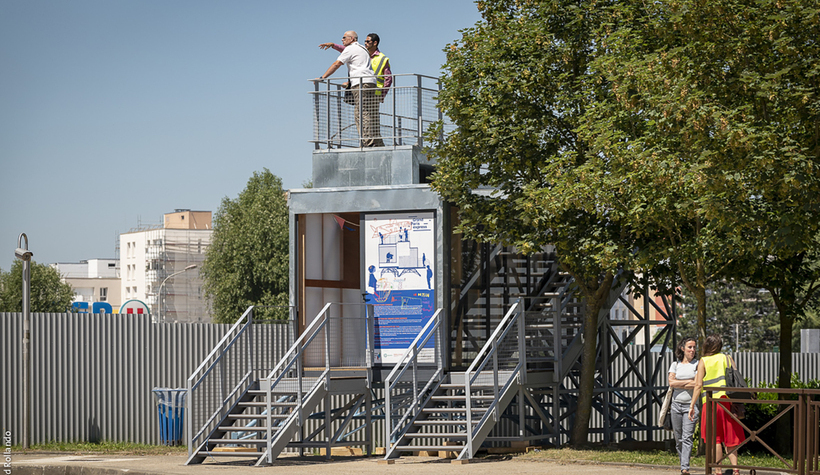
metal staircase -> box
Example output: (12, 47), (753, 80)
(186, 303), (373, 466)
(384, 301), (533, 460)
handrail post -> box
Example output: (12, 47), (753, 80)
(266, 375), (273, 464)
(416, 74), (423, 147)
(464, 372), (473, 459)
(412, 345), (419, 414)
(492, 337), (499, 422)
(518, 303), (526, 384)
(385, 376), (392, 452)
(187, 377), (192, 457)
(391, 74), (397, 146)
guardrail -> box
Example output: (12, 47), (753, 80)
(703, 387), (820, 475)
(186, 306), (294, 457)
(260, 303), (374, 463)
(383, 308), (444, 457)
(463, 299), (526, 458)
(310, 74), (445, 149)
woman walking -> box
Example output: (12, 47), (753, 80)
(669, 337), (699, 475)
(689, 335), (745, 475)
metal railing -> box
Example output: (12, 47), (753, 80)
(703, 387), (820, 475)
(463, 299), (526, 459)
(260, 303), (374, 463)
(186, 306), (294, 457)
(310, 74), (447, 149)
(383, 308), (444, 458)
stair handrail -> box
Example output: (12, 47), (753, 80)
(463, 299), (525, 459)
(383, 308), (444, 459)
(187, 306), (255, 457)
(260, 303), (374, 464)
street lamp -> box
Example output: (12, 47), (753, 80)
(155, 264), (197, 323)
(16, 233), (33, 449)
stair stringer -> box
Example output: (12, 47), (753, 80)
(255, 379), (328, 466)
(384, 377), (447, 459)
(185, 379), (259, 465)
(457, 374), (521, 460)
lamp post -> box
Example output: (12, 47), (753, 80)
(155, 264), (197, 323)
(15, 233), (33, 449)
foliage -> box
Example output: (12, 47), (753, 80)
(200, 169), (290, 324)
(0, 260), (74, 312)
(582, 0), (820, 347)
(740, 374), (820, 455)
(677, 283), (778, 352)
(429, 0), (635, 446)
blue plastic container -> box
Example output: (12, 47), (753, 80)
(152, 388), (187, 446)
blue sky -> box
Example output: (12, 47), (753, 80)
(0, 0), (482, 268)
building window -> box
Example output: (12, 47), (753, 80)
(100, 287), (108, 302)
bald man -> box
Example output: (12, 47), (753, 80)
(318, 31), (383, 147)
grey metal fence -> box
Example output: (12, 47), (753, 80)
(310, 74), (450, 150)
(2, 311), (818, 447)
(0, 312), (290, 445)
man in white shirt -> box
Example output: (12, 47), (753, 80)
(318, 31), (383, 147)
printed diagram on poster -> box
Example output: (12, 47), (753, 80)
(365, 212), (435, 364)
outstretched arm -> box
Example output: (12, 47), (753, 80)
(319, 43), (344, 52)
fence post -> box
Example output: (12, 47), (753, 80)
(416, 74), (423, 147)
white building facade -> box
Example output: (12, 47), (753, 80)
(120, 210), (213, 323)
(51, 258), (122, 311)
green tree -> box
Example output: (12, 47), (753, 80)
(677, 283), (778, 353)
(584, 0), (820, 349)
(200, 169), (290, 323)
(429, 0), (633, 446)
(0, 260), (74, 312)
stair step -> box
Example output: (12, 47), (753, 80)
(217, 426), (272, 432)
(196, 450), (261, 457)
(413, 420), (477, 426)
(403, 433), (468, 438)
(393, 445), (465, 452)
(431, 395), (495, 401)
(238, 401), (297, 407)
(207, 438), (267, 444)
(421, 407), (487, 413)
(227, 414), (290, 420)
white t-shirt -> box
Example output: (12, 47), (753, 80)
(337, 42), (376, 85)
(669, 359), (699, 403)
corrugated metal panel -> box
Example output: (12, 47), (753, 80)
(0, 312), (290, 445)
(2, 313), (818, 446)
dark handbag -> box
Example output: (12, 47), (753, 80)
(724, 355), (752, 419)
(343, 82), (354, 105)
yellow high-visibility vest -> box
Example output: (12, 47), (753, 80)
(371, 52), (390, 96)
(701, 353), (728, 403)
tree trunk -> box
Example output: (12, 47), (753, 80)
(570, 302), (599, 447)
(694, 285), (707, 349)
(774, 293), (795, 455)
(569, 273), (615, 447)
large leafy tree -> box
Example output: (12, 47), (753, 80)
(585, 0), (820, 381)
(0, 260), (74, 312)
(200, 169), (290, 323)
(429, 0), (633, 446)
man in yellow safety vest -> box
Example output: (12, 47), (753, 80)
(319, 33), (392, 100)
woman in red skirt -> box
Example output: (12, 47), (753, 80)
(689, 334), (745, 475)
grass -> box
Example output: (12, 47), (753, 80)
(515, 447), (795, 471)
(13, 440), (796, 471)
(13, 440), (188, 455)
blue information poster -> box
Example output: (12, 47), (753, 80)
(364, 212), (435, 364)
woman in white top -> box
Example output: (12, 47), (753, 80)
(668, 337), (699, 475)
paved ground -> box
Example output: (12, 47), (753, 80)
(9, 453), (690, 475)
